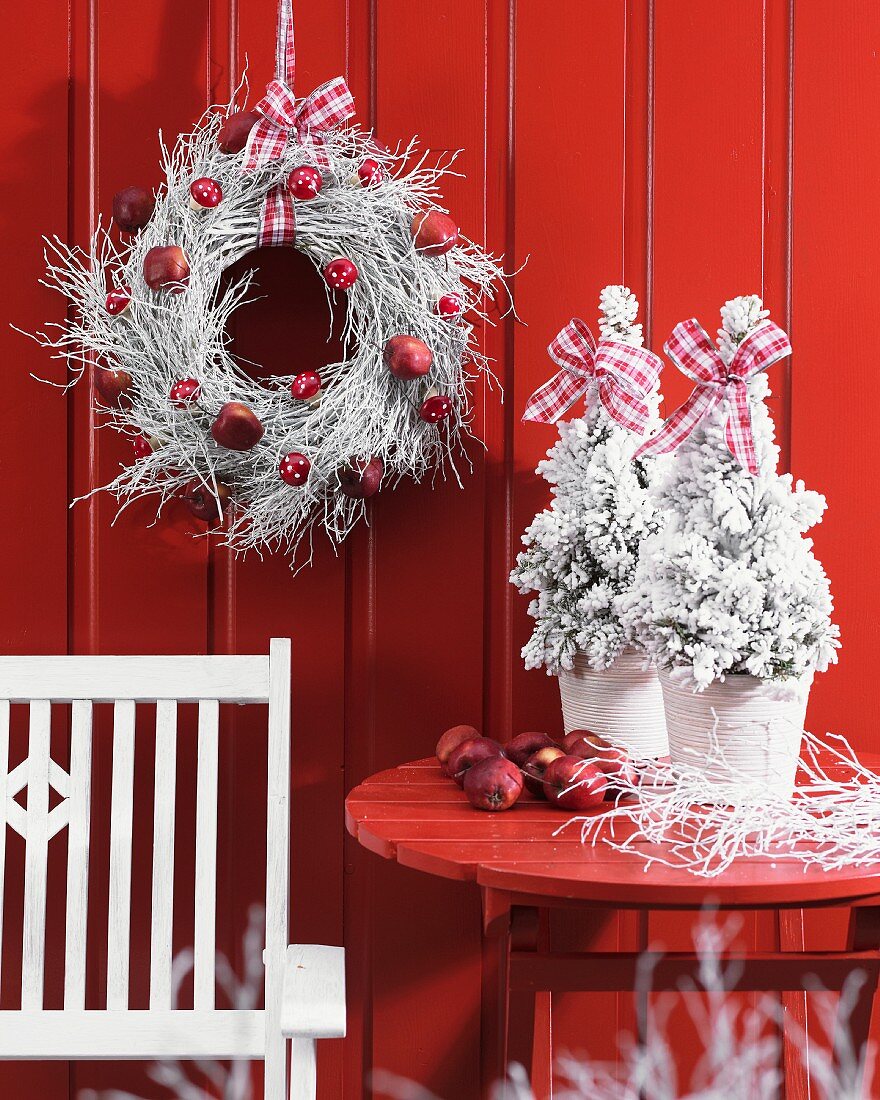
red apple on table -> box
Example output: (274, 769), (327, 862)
(218, 109), (261, 154)
(522, 745), (566, 798)
(447, 737), (504, 788)
(143, 245), (190, 292)
(210, 402), (265, 451)
(543, 755), (607, 811)
(383, 335), (433, 380)
(576, 742), (638, 800)
(112, 186), (155, 232)
(435, 724), (480, 770)
(463, 757), (523, 813)
(562, 729), (611, 756)
(505, 731), (556, 769)
(93, 366), (132, 406)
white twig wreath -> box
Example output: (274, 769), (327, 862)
(26, 1), (508, 568)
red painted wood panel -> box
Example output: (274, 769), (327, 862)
(1, 0), (878, 1096)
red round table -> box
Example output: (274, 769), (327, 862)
(346, 757), (880, 1097)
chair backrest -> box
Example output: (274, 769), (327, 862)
(0, 639), (290, 1070)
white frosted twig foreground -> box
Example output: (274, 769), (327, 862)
(565, 727), (880, 878)
(374, 917), (872, 1100)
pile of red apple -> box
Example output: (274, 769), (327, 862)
(435, 724), (637, 813)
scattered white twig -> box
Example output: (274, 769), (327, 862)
(565, 727), (880, 878)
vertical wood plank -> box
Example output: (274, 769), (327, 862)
(512, 0), (631, 1080)
(21, 700), (52, 1010)
(0, 701), (9, 997)
(370, 3), (489, 1093)
(107, 700), (135, 1010)
(194, 698), (219, 1010)
(64, 700), (93, 1009)
(149, 700), (177, 1010)
(264, 638), (292, 1099)
(791, 4), (880, 1089)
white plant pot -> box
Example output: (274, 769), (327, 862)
(558, 648), (669, 760)
(659, 669), (811, 800)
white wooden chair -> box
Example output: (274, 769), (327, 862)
(0, 638), (344, 1099)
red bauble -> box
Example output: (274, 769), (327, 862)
(436, 293), (461, 318)
(112, 186), (155, 232)
(290, 371), (321, 400)
(170, 378), (200, 406)
(419, 394), (453, 423)
(189, 177), (223, 210)
(211, 402), (265, 451)
(184, 479), (232, 523)
(339, 456), (383, 499)
(357, 158), (382, 186)
(411, 210), (459, 256)
(218, 110), (261, 154)
(132, 434), (152, 460)
(144, 246), (190, 292)
(279, 451), (311, 486)
(383, 335), (433, 380)
(323, 257), (358, 291)
(287, 165), (323, 200)
(94, 366), (132, 406)
(105, 287), (131, 316)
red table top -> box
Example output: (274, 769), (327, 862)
(345, 758), (880, 909)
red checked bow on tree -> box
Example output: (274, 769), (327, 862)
(634, 318), (792, 474)
(243, 0), (355, 247)
(522, 319), (663, 435)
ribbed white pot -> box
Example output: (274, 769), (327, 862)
(659, 669), (811, 800)
(558, 648), (669, 760)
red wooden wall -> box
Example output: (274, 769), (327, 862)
(1, 0), (877, 1096)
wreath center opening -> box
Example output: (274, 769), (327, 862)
(223, 246), (345, 384)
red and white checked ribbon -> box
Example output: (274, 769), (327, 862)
(634, 318), (792, 474)
(522, 319), (663, 434)
(244, 0), (355, 247)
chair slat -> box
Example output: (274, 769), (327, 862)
(107, 700), (135, 1009)
(64, 700), (92, 1009)
(264, 639), (292, 1098)
(21, 700), (51, 1009)
(0, 655), (269, 703)
(194, 699), (219, 1010)
(149, 700), (177, 1009)
(0, 700), (9, 994)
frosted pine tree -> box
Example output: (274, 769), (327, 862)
(622, 295), (840, 691)
(510, 286), (662, 674)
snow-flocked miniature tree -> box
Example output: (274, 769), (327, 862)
(510, 286), (662, 674)
(621, 295), (840, 691)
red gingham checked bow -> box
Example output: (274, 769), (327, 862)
(634, 318), (792, 474)
(245, 0), (355, 247)
(522, 319), (663, 434)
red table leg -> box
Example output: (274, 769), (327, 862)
(834, 906), (880, 1091)
(481, 888), (512, 1098)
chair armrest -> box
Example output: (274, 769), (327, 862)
(281, 944), (346, 1039)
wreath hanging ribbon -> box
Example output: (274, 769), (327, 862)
(522, 318), (662, 435)
(243, 0), (356, 247)
(634, 318), (792, 474)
